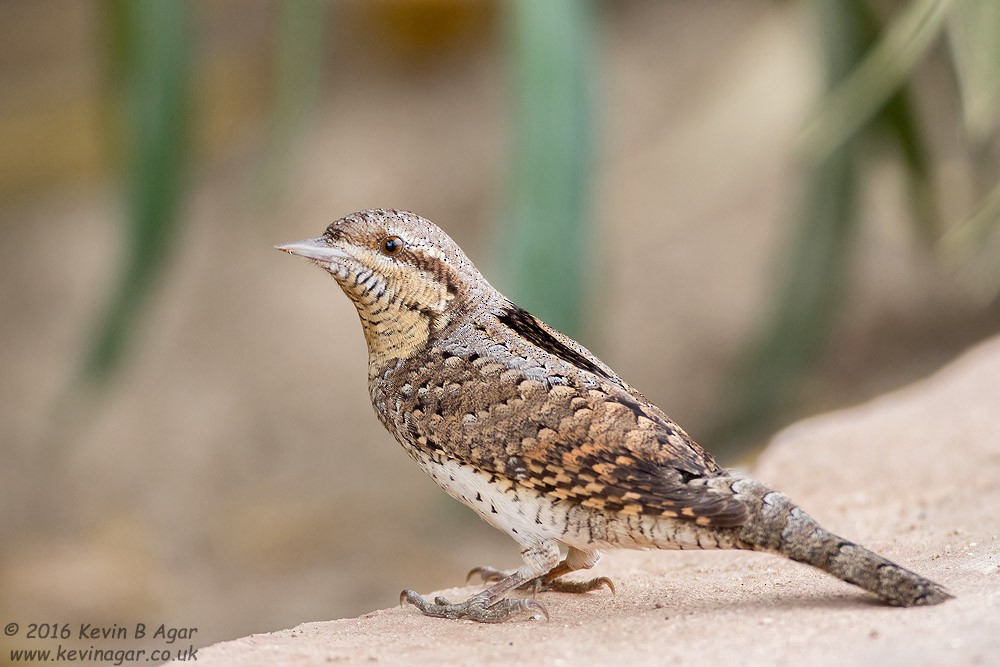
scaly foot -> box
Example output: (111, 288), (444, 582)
(399, 589), (548, 623)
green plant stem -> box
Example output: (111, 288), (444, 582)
(502, 0), (594, 336)
(84, 0), (191, 384)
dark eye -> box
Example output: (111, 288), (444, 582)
(380, 235), (404, 256)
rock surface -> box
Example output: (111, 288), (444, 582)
(178, 336), (1000, 666)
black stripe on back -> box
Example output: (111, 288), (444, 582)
(497, 305), (612, 380)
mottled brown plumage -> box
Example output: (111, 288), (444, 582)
(278, 208), (951, 622)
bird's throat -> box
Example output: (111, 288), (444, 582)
(357, 299), (434, 370)
(338, 275), (453, 373)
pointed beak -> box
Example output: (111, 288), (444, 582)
(275, 237), (348, 263)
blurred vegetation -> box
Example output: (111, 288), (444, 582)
(83, 0), (596, 383)
(712, 0), (1000, 454)
(84, 0), (191, 384)
(79, 0), (998, 455)
(501, 0), (594, 335)
(254, 0), (331, 205)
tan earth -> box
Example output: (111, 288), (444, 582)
(176, 335), (1000, 666)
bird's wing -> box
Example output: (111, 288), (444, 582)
(495, 381), (750, 528)
(400, 349), (749, 528)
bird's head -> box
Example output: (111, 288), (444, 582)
(277, 209), (485, 366)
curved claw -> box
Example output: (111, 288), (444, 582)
(599, 577), (616, 595)
(466, 566), (506, 585)
(521, 598), (550, 621)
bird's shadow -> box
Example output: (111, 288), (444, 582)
(626, 587), (895, 617)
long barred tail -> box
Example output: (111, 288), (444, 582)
(728, 478), (952, 606)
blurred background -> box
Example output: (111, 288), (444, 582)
(2, 0), (998, 652)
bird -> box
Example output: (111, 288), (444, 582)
(277, 208), (951, 623)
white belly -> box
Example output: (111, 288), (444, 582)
(415, 456), (741, 552)
(419, 457), (564, 546)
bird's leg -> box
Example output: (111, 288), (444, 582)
(401, 544), (558, 623)
(469, 548), (615, 595)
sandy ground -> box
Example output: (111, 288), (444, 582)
(178, 336), (1000, 666)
